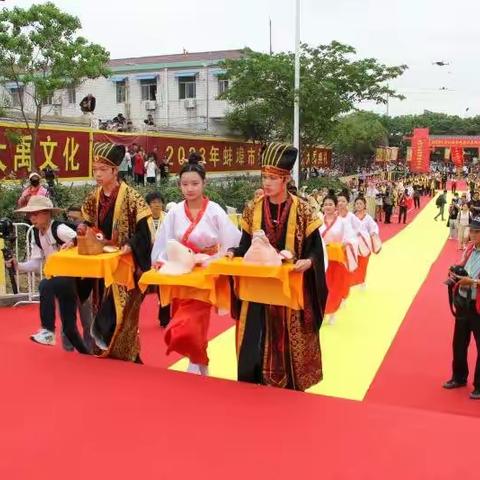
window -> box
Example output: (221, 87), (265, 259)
(67, 85), (76, 104)
(179, 76), (196, 99)
(218, 79), (229, 96)
(42, 95), (53, 106)
(140, 79), (157, 101)
(116, 81), (126, 103)
(9, 87), (24, 107)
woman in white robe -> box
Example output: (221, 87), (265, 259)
(320, 192), (357, 324)
(352, 196), (382, 289)
(151, 153), (240, 375)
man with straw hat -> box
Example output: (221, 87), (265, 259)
(9, 196), (89, 353)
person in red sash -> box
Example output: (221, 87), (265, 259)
(320, 191), (357, 325)
(151, 152), (241, 375)
(351, 196), (381, 290)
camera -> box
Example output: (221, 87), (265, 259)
(444, 265), (469, 286)
(0, 217), (14, 240)
(43, 166), (56, 184)
(0, 218), (18, 294)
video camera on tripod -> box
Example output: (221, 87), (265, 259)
(0, 218), (18, 294)
(42, 166), (57, 202)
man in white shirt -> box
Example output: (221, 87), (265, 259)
(9, 196), (89, 354)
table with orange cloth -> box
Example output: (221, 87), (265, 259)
(43, 247), (135, 290)
(138, 267), (231, 312)
(208, 258), (304, 310)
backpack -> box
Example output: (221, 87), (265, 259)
(436, 195), (444, 207)
(33, 220), (76, 250)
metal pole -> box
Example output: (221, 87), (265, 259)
(292, 0), (301, 186)
(269, 18), (273, 55)
(205, 65), (209, 132)
(164, 67), (169, 127)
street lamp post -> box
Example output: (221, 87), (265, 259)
(292, 0), (301, 186)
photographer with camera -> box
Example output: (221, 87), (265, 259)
(444, 214), (480, 399)
(17, 172), (49, 208)
(7, 196), (89, 354)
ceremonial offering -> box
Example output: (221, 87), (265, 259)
(76, 223), (105, 255)
(158, 239), (210, 275)
(243, 230), (293, 266)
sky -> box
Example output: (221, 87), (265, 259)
(5, 0), (480, 117)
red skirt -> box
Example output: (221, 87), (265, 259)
(164, 299), (211, 365)
(350, 255), (370, 286)
(325, 261), (349, 314)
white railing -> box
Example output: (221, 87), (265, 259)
(0, 222), (42, 306)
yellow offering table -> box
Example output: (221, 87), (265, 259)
(208, 258), (304, 310)
(138, 267), (231, 311)
(44, 247), (135, 290)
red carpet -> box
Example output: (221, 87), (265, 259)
(6, 194), (476, 478)
(1, 313), (480, 479)
(366, 238), (480, 417)
(379, 195), (429, 243)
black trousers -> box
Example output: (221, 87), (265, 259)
(398, 206), (407, 223)
(451, 296), (480, 389)
(414, 196), (420, 208)
(384, 205), (393, 223)
(38, 277), (88, 354)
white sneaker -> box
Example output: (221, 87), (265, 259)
(30, 329), (56, 346)
(187, 362), (201, 375)
(198, 365), (209, 376)
(327, 314), (336, 325)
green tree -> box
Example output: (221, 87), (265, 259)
(333, 111), (388, 170)
(220, 42), (407, 151)
(0, 2), (110, 169)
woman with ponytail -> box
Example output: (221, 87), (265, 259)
(151, 152), (241, 375)
(320, 190), (357, 325)
(351, 196), (381, 289)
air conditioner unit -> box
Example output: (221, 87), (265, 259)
(144, 100), (157, 110)
(184, 98), (196, 109)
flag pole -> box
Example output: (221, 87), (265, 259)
(292, 0), (301, 186)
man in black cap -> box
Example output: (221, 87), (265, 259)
(63, 143), (153, 362)
(444, 214), (480, 399)
(227, 142), (328, 391)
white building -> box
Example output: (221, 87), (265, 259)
(0, 49), (243, 135)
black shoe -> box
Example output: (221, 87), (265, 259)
(470, 389), (480, 400)
(443, 379), (467, 389)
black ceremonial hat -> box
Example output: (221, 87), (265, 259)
(261, 142), (298, 176)
(93, 142), (126, 167)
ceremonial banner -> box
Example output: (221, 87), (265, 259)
(451, 146), (464, 167)
(0, 120), (333, 179)
(406, 147), (412, 163)
(0, 122), (91, 180)
(410, 128), (430, 173)
(375, 147), (399, 162)
(93, 131), (262, 173)
(302, 146), (332, 169)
